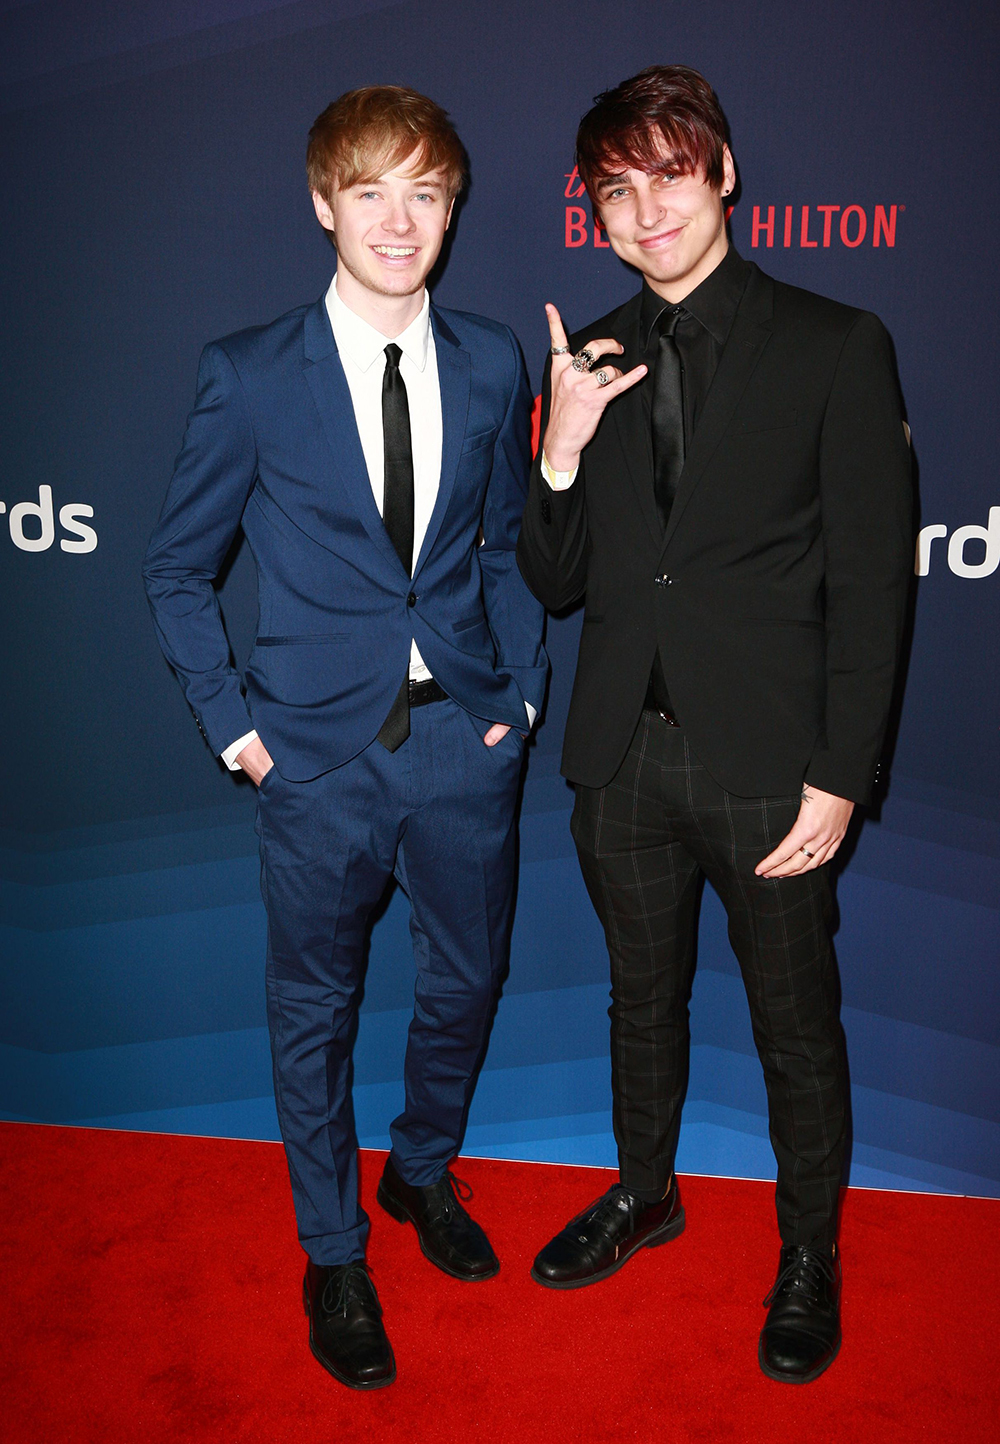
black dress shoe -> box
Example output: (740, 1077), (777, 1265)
(376, 1156), (499, 1281)
(531, 1178), (684, 1289)
(302, 1260), (395, 1389)
(759, 1244), (842, 1384)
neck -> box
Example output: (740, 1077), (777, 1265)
(646, 230), (729, 306)
(334, 269), (425, 338)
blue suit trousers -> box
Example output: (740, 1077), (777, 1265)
(255, 698), (523, 1265)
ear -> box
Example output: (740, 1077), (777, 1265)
(311, 189), (336, 233)
(720, 145), (736, 198)
(445, 195), (456, 230)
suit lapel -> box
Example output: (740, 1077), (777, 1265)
(301, 294), (408, 576)
(607, 294), (662, 547)
(413, 307), (470, 577)
(661, 267), (775, 554)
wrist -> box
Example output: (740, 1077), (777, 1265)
(542, 444), (581, 473)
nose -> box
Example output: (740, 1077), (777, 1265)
(383, 200), (415, 235)
(635, 183), (666, 230)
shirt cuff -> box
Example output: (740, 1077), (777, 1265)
(540, 451), (579, 491)
(221, 730), (258, 771)
(525, 702), (537, 729)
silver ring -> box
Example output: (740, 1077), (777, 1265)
(550, 345), (571, 356)
(572, 347), (596, 373)
(594, 368), (613, 387)
(800, 846), (814, 858)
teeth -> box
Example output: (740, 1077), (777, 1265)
(373, 246), (416, 256)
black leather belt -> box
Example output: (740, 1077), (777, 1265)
(643, 675), (681, 727)
(409, 677), (448, 708)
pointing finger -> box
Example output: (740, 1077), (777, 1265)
(545, 303), (570, 353)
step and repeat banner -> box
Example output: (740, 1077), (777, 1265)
(1, 0), (997, 1195)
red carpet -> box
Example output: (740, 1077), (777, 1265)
(1, 1123), (997, 1442)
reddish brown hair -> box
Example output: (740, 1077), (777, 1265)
(307, 85), (467, 202)
(576, 65), (729, 204)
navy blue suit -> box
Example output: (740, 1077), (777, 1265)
(144, 295), (547, 1263)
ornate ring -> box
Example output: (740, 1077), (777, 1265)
(572, 347), (596, 372)
(550, 345), (571, 356)
(594, 368), (613, 387)
(800, 846), (814, 858)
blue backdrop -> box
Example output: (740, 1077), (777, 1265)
(1, 0), (997, 1198)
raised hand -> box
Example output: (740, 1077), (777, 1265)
(542, 303), (648, 472)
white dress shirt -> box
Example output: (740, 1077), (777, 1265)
(223, 275), (531, 770)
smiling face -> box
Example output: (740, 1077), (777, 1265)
(594, 138), (735, 302)
(312, 146), (454, 322)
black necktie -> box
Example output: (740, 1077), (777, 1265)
(651, 308), (687, 530)
(376, 342), (414, 752)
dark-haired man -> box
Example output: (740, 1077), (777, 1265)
(144, 87), (546, 1389)
(517, 65), (911, 1383)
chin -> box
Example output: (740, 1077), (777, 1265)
(366, 270), (425, 297)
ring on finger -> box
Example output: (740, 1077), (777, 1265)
(550, 345), (570, 356)
(572, 347), (596, 372)
(594, 368), (613, 387)
(800, 846), (814, 858)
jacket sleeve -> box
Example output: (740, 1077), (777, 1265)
(479, 328), (549, 717)
(142, 342), (258, 756)
(515, 352), (591, 611)
(805, 311), (913, 803)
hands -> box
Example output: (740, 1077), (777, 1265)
(755, 785), (855, 879)
(483, 723), (512, 746)
(235, 735), (275, 786)
(542, 304), (648, 472)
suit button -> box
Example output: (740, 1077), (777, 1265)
(541, 498), (552, 525)
(407, 592), (417, 607)
(654, 573), (672, 587)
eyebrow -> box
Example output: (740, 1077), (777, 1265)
(595, 157), (687, 194)
(595, 173), (631, 195)
(352, 175), (445, 191)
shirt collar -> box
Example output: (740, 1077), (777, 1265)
(326, 275), (432, 373)
(640, 245), (751, 349)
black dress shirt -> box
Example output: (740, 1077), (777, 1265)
(641, 246), (751, 714)
(640, 245), (752, 446)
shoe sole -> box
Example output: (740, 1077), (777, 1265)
(376, 1180), (501, 1282)
(529, 1207), (686, 1290)
(302, 1282), (397, 1390)
(757, 1332), (841, 1385)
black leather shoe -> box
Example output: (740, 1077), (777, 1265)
(531, 1178), (685, 1289)
(302, 1260), (395, 1389)
(376, 1156), (499, 1281)
(759, 1244), (842, 1384)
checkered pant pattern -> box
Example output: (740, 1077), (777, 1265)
(571, 710), (848, 1248)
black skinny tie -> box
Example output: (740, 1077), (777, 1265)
(376, 343), (415, 752)
(650, 308), (687, 530)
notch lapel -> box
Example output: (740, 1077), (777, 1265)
(301, 295), (408, 576)
(413, 308), (470, 576)
(661, 268), (775, 554)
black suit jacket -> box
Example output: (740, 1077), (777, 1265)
(517, 262), (913, 803)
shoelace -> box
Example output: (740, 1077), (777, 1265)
(575, 1184), (636, 1233)
(763, 1247), (837, 1309)
(432, 1171), (473, 1224)
(321, 1261), (381, 1318)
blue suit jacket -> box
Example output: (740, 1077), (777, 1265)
(143, 296), (548, 781)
